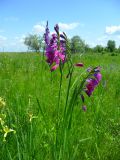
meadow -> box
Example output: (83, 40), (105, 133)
(0, 52), (120, 160)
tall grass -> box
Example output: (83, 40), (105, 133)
(0, 52), (120, 160)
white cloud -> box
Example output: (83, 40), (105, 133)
(33, 24), (45, 34)
(117, 35), (120, 39)
(0, 36), (7, 50)
(0, 34), (29, 52)
(94, 33), (120, 48)
(15, 34), (26, 43)
(105, 25), (120, 34)
(8, 35), (27, 52)
(58, 22), (79, 30)
(0, 35), (7, 41)
(88, 42), (96, 47)
(10, 42), (17, 46)
(97, 35), (108, 41)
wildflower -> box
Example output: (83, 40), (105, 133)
(60, 34), (66, 40)
(54, 24), (59, 35)
(82, 105), (87, 112)
(94, 66), (101, 72)
(51, 64), (59, 72)
(74, 63), (84, 67)
(44, 22), (66, 71)
(0, 117), (5, 126)
(3, 125), (16, 142)
(0, 117), (16, 142)
(28, 112), (38, 122)
(0, 114), (16, 142)
(0, 114), (6, 125)
(0, 97), (6, 108)
(85, 67), (102, 97)
(87, 67), (92, 72)
(94, 72), (102, 82)
(44, 21), (50, 45)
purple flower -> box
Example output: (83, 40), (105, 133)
(94, 66), (101, 72)
(51, 64), (59, 72)
(85, 68), (102, 97)
(87, 67), (92, 72)
(94, 73), (102, 82)
(74, 63), (84, 67)
(82, 105), (87, 112)
(60, 34), (66, 40)
(85, 78), (98, 96)
(44, 22), (66, 71)
(44, 21), (50, 45)
(54, 24), (59, 34)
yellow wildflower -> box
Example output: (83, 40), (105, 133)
(0, 114), (6, 125)
(28, 112), (38, 122)
(0, 114), (16, 142)
(3, 125), (16, 142)
(0, 97), (6, 108)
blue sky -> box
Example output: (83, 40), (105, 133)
(0, 0), (120, 51)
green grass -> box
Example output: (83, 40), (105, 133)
(0, 52), (120, 160)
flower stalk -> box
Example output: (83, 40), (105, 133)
(43, 22), (102, 159)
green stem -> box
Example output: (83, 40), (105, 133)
(61, 73), (90, 158)
(55, 64), (63, 159)
(29, 122), (33, 157)
(64, 65), (74, 118)
(66, 73), (91, 129)
(57, 65), (63, 117)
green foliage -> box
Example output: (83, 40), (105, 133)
(24, 34), (43, 52)
(0, 53), (120, 159)
(94, 45), (104, 53)
(117, 46), (120, 53)
(107, 40), (116, 52)
(70, 35), (86, 54)
(110, 53), (117, 56)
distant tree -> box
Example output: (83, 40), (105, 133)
(70, 36), (86, 54)
(107, 40), (116, 52)
(117, 46), (120, 53)
(84, 44), (93, 53)
(24, 34), (43, 52)
(94, 45), (104, 53)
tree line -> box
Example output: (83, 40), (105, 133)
(24, 34), (120, 54)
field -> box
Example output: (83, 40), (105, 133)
(0, 52), (120, 160)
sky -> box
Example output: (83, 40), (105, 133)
(0, 0), (120, 52)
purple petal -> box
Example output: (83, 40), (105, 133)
(74, 63), (84, 67)
(82, 105), (87, 112)
(54, 24), (59, 34)
(51, 64), (59, 72)
(94, 73), (102, 82)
